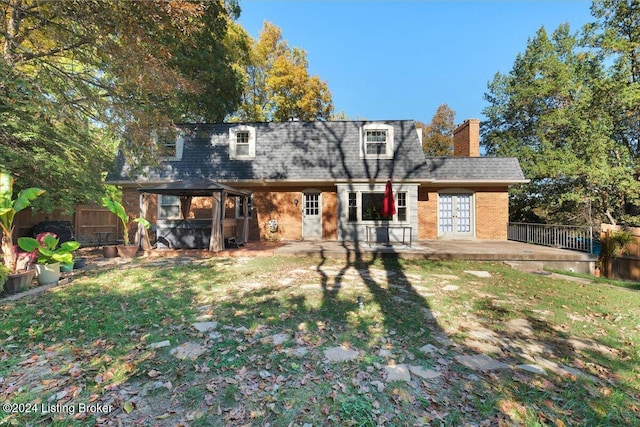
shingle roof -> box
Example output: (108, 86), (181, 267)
(106, 120), (526, 184)
(424, 157), (526, 182)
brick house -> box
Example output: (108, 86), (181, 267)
(106, 119), (526, 249)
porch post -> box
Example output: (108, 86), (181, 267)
(242, 194), (249, 243)
(221, 190), (227, 249)
(209, 192), (222, 252)
(138, 193), (152, 250)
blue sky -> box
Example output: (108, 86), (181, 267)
(238, 1), (594, 125)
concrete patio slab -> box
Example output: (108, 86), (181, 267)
(272, 240), (594, 262)
(270, 240), (596, 273)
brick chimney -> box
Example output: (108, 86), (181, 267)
(453, 118), (480, 157)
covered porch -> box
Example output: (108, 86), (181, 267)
(138, 178), (251, 252)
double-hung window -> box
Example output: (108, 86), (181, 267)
(348, 192), (358, 222)
(236, 195), (253, 218)
(159, 195), (181, 219)
(365, 130), (388, 155)
(360, 123), (394, 159)
(396, 192), (407, 222)
(159, 138), (176, 158)
(154, 128), (184, 160)
(235, 131), (250, 157)
(229, 126), (256, 159)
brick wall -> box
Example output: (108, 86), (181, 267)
(417, 188), (438, 240)
(453, 119), (480, 157)
(252, 186), (338, 241)
(417, 186), (509, 240)
(253, 190), (303, 240)
(122, 186), (339, 242)
(475, 189), (508, 240)
(322, 191), (338, 240)
(124, 184), (508, 242)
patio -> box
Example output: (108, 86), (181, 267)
(141, 239), (596, 274)
(273, 240), (596, 273)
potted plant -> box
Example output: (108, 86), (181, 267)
(101, 196), (151, 258)
(0, 172), (45, 293)
(73, 257), (87, 269)
(18, 233), (80, 285)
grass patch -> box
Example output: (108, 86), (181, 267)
(1, 256), (639, 426)
(546, 268), (640, 290)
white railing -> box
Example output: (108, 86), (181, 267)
(508, 222), (595, 253)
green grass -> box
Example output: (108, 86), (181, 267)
(546, 267), (640, 290)
(1, 255), (639, 426)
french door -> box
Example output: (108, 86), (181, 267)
(438, 193), (474, 237)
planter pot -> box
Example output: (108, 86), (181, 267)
(60, 263), (74, 273)
(73, 257), (87, 269)
(3, 269), (36, 295)
(36, 263), (61, 285)
(103, 245), (117, 258)
(116, 245), (139, 259)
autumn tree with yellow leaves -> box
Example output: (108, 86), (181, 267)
(233, 22), (333, 122)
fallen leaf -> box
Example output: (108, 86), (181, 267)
(123, 401), (135, 414)
(148, 369), (162, 378)
(204, 394), (215, 406)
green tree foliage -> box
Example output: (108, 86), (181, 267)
(417, 104), (455, 156)
(483, 10), (640, 226)
(1, 0), (245, 211)
(233, 22), (333, 122)
(586, 0), (640, 172)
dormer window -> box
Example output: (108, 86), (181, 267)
(154, 128), (184, 161)
(160, 138), (176, 157)
(360, 123), (394, 159)
(229, 125), (256, 160)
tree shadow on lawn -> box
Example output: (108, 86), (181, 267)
(313, 245), (640, 426)
(2, 257), (639, 426)
(0, 264), (203, 425)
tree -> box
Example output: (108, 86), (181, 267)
(232, 21), (333, 122)
(585, 0), (640, 197)
(482, 22), (640, 226)
(417, 104), (455, 156)
(0, 0), (245, 211)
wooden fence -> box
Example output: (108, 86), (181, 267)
(14, 205), (121, 246)
(601, 223), (640, 281)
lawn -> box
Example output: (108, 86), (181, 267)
(1, 254), (639, 426)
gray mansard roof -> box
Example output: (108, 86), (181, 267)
(106, 120), (526, 185)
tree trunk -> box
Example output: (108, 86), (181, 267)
(1, 233), (16, 273)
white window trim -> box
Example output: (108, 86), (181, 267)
(437, 189), (476, 238)
(229, 125), (256, 160)
(153, 130), (184, 161)
(359, 123), (394, 159)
